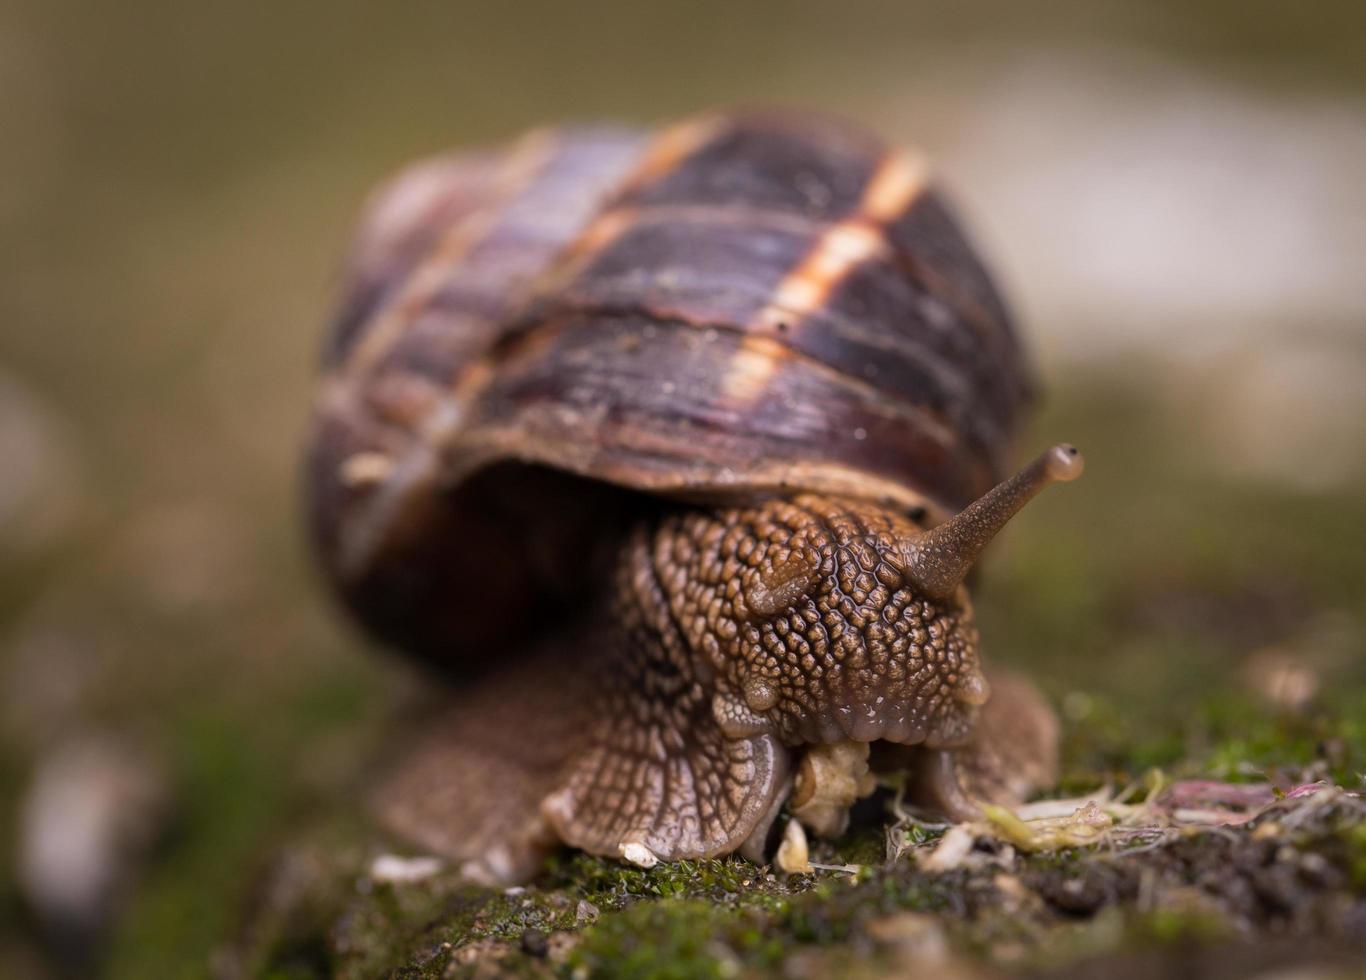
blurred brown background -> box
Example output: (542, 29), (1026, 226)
(2, 1), (1364, 977)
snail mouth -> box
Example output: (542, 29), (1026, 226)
(798, 705), (927, 746)
(792, 698), (977, 749)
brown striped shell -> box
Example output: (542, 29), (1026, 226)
(307, 112), (1032, 665)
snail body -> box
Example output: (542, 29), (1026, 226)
(307, 112), (1080, 881)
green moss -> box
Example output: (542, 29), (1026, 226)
(544, 852), (807, 913)
(1346, 824), (1366, 892)
(1134, 907), (1231, 946)
(1056, 682), (1366, 796)
(1201, 696), (1364, 787)
(571, 900), (738, 979)
(107, 714), (292, 980)
(565, 855), (970, 977)
(835, 825), (892, 867)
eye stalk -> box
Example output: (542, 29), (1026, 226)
(903, 444), (1083, 602)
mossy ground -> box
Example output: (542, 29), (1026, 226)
(225, 713), (1366, 979)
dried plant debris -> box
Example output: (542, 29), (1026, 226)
(907, 776), (1363, 870)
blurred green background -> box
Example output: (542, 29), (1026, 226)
(2, 1), (1364, 977)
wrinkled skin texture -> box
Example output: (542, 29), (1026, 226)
(377, 494), (1057, 879)
(657, 495), (991, 749)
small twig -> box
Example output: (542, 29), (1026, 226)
(808, 862), (862, 875)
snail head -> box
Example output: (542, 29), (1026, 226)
(711, 445), (1084, 751)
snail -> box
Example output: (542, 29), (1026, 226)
(306, 111), (1081, 883)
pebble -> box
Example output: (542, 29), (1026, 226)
(369, 854), (443, 884)
(17, 733), (171, 956)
